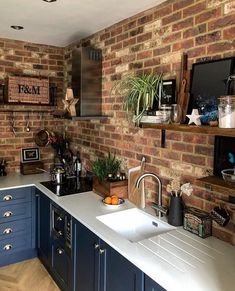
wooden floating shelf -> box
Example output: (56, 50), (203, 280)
(141, 123), (235, 137)
(196, 176), (235, 197)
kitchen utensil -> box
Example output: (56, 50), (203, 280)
(10, 112), (16, 136)
(51, 165), (66, 185)
(25, 112), (30, 132)
(34, 113), (51, 147)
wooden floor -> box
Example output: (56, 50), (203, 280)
(0, 258), (60, 291)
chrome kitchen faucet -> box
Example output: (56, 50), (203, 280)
(136, 173), (167, 219)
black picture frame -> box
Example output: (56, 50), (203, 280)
(187, 57), (235, 124)
(214, 136), (235, 176)
(158, 79), (176, 108)
(21, 147), (40, 163)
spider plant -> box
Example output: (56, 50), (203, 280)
(112, 73), (163, 126)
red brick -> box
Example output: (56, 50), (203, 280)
(187, 47), (206, 58)
(173, 0), (194, 11)
(183, 2), (207, 18)
(137, 50), (152, 60)
(111, 27), (122, 37)
(154, 5), (173, 19)
(129, 27), (144, 37)
(144, 57), (160, 67)
(183, 24), (207, 38)
(172, 17), (194, 31)
(195, 8), (221, 24)
(195, 145), (213, 156)
(223, 26), (235, 39)
(137, 14), (153, 25)
(162, 12), (182, 26)
(209, 15), (235, 31)
(162, 32), (181, 44)
(183, 134), (207, 144)
(153, 45), (171, 56)
(182, 154), (206, 165)
(172, 39), (194, 51)
(171, 143), (193, 152)
(137, 32), (152, 43)
(161, 150), (181, 161)
(5, 55), (23, 62)
(123, 38), (136, 47)
(207, 41), (235, 54)
(123, 20), (137, 31)
(196, 31), (221, 45)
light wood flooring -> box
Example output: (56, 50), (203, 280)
(0, 258), (60, 291)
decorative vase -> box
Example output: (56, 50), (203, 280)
(168, 196), (184, 226)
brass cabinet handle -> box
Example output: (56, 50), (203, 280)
(3, 211), (13, 217)
(57, 216), (63, 221)
(3, 244), (12, 251)
(99, 249), (105, 255)
(3, 195), (13, 201)
(3, 228), (13, 234)
(57, 248), (64, 255)
(58, 230), (63, 236)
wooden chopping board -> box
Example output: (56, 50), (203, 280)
(128, 158), (145, 208)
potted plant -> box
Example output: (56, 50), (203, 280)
(92, 153), (128, 198)
(112, 73), (163, 125)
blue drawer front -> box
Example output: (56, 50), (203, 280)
(0, 187), (32, 206)
(0, 218), (32, 241)
(0, 202), (32, 223)
(0, 234), (32, 256)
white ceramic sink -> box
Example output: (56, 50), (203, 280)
(96, 208), (176, 243)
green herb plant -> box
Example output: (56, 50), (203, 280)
(92, 153), (121, 181)
(112, 73), (163, 126)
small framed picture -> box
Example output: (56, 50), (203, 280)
(21, 147), (40, 163)
(159, 79), (176, 108)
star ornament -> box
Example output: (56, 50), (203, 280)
(186, 109), (202, 126)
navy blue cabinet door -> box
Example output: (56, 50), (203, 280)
(36, 189), (51, 269)
(145, 275), (165, 291)
(100, 240), (143, 291)
(74, 220), (100, 291)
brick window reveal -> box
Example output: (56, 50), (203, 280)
(7, 76), (49, 104)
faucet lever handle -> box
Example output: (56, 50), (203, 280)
(152, 202), (169, 216)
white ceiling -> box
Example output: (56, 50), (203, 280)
(0, 0), (165, 47)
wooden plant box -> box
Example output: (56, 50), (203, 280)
(93, 176), (128, 198)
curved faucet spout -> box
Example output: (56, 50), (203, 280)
(136, 172), (162, 218)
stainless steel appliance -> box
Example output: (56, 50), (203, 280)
(72, 46), (102, 117)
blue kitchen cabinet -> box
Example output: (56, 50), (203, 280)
(74, 219), (143, 291)
(0, 186), (36, 267)
(36, 188), (51, 270)
(145, 275), (166, 291)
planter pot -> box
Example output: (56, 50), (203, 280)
(93, 176), (128, 198)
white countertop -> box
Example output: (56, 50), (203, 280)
(1, 173), (235, 291)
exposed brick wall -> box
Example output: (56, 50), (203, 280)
(64, 0), (235, 245)
(0, 38), (65, 172)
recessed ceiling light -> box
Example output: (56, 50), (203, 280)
(11, 25), (24, 30)
(43, 0), (57, 2)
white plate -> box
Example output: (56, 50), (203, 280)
(102, 198), (125, 208)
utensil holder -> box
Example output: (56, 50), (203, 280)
(168, 196), (183, 226)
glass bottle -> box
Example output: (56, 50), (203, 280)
(170, 104), (182, 124)
(218, 96), (235, 128)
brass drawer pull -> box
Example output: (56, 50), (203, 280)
(3, 195), (13, 201)
(58, 230), (63, 236)
(57, 248), (64, 255)
(99, 249), (105, 255)
(3, 211), (13, 217)
(3, 244), (12, 251)
(3, 228), (13, 234)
